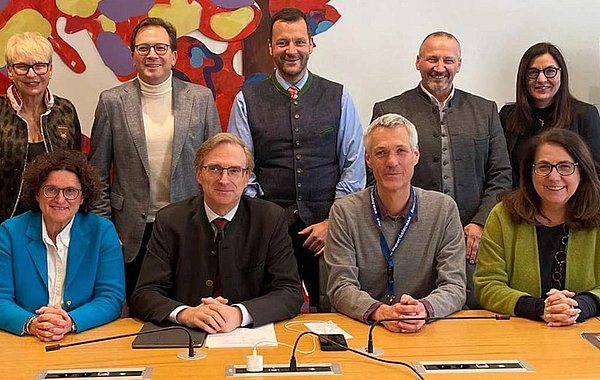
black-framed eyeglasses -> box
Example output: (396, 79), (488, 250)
(201, 165), (248, 179)
(41, 185), (81, 200)
(532, 161), (578, 176)
(11, 62), (51, 76)
(134, 43), (171, 56)
(526, 66), (561, 80)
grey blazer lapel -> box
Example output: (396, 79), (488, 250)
(171, 78), (192, 174)
(121, 80), (150, 176)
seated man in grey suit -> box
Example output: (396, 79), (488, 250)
(371, 31), (511, 309)
(326, 114), (466, 333)
(131, 133), (302, 333)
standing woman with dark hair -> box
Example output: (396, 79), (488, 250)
(500, 42), (600, 186)
(0, 32), (82, 223)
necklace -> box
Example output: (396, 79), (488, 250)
(537, 117), (545, 128)
(551, 225), (568, 290)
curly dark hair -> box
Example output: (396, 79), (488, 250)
(21, 150), (101, 212)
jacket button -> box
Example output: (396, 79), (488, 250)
(296, 154), (302, 160)
(294, 114), (300, 119)
(65, 300), (72, 306)
(293, 209), (299, 215)
(206, 280), (214, 287)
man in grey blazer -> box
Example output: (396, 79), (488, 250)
(131, 133), (302, 331)
(88, 17), (221, 304)
(371, 31), (511, 309)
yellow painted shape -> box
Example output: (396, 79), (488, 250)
(98, 15), (116, 33)
(56, 0), (101, 18)
(0, 9), (52, 67)
(210, 7), (254, 40)
(149, 0), (202, 36)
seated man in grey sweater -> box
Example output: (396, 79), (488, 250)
(325, 113), (466, 333)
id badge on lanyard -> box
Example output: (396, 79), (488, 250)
(369, 186), (416, 304)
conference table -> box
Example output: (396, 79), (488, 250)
(2, 311), (598, 379)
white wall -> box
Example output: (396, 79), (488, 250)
(49, 0), (600, 134)
(310, 0), (600, 127)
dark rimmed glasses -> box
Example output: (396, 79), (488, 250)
(11, 62), (51, 76)
(526, 66), (561, 80)
(532, 161), (578, 177)
(201, 165), (248, 179)
(41, 185), (81, 200)
(134, 43), (171, 56)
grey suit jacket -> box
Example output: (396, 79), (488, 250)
(88, 77), (221, 262)
(372, 86), (512, 226)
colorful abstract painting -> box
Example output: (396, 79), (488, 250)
(0, 0), (341, 127)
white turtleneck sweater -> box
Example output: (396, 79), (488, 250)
(139, 74), (174, 219)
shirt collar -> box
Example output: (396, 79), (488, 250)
(275, 69), (309, 91)
(7, 84), (54, 114)
(419, 82), (455, 109)
(374, 187), (419, 222)
(41, 213), (75, 248)
(204, 201), (239, 223)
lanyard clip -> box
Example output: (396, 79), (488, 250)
(387, 294), (395, 305)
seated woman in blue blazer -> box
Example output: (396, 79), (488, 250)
(0, 150), (124, 340)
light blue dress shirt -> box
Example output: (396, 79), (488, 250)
(228, 70), (365, 200)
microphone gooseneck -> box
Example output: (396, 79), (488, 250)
(45, 326), (199, 359)
(366, 314), (511, 354)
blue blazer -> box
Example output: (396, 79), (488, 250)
(0, 211), (125, 335)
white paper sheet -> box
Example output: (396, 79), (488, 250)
(204, 323), (278, 348)
(303, 322), (353, 339)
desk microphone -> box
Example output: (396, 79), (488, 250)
(45, 326), (206, 360)
(364, 314), (511, 356)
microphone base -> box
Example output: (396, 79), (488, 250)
(177, 351), (207, 360)
(359, 346), (384, 356)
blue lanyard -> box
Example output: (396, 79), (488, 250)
(369, 186), (416, 304)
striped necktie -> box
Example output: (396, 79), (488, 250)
(287, 85), (299, 100)
(212, 218), (228, 297)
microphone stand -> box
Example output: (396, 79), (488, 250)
(45, 326), (206, 360)
(363, 314), (511, 356)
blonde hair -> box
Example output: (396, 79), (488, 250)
(5, 32), (53, 65)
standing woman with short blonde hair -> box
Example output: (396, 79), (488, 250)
(0, 32), (82, 223)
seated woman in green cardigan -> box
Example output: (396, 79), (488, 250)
(475, 129), (600, 326)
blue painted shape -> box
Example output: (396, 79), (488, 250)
(190, 47), (206, 68)
(96, 32), (134, 77)
(98, 0), (154, 22)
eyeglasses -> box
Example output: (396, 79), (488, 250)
(134, 43), (171, 56)
(201, 165), (248, 179)
(41, 185), (81, 200)
(526, 66), (561, 80)
(11, 62), (50, 76)
(532, 161), (578, 176)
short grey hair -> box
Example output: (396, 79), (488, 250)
(365, 113), (419, 153)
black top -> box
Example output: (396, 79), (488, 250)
(500, 99), (600, 186)
(514, 224), (600, 321)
